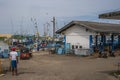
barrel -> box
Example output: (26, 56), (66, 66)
(57, 48), (63, 55)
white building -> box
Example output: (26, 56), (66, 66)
(56, 21), (120, 50)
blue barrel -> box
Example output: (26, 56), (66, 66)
(57, 48), (63, 55)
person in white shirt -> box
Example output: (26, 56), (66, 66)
(9, 48), (18, 76)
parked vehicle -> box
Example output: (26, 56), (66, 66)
(20, 48), (32, 60)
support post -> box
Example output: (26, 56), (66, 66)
(110, 34), (115, 57)
(64, 35), (66, 54)
(99, 34), (107, 58)
(103, 35), (106, 45)
(89, 35), (93, 54)
(95, 35), (98, 47)
(100, 34), (104, 52)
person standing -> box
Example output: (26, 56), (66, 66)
(9, 48), (18, 76)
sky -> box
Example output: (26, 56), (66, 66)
(0, 0), (120, 36)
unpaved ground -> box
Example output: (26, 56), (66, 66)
(0, 51), (119, 80)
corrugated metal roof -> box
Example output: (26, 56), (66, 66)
(56, 21), (120, 33)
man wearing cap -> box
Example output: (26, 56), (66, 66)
(9, 48), (18, 76)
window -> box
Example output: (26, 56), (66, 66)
(76, 45), (78, 49)
(79, 46), (82, 49)
(72, 45), (74, 49)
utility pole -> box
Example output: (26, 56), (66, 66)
(31, 18), (39, 39)
(35, 22), (39, 38)
(44, 24), (46, 37)
(46, 22), (50, 36)
(51, 17), (56, 38)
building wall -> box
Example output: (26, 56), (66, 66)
(62, 25), (95, 49)
(0, 41), (9, 51)
(0, 34), (12, 38)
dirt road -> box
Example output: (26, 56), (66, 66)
(0, 51), (119, 80)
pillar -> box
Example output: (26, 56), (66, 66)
(111, 34), (114, 51)
(64, 35), (66, 54)
(110, 34), (115, 57)
(95, 35), (98, 47)
(89, 35), (94, 54)
(100, 34), (104, 52)
(89, 35), (93, 48)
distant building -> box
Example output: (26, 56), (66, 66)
(0, 34), (12, 38)
(56, 21), (120, 49)
(0, 41), (9, 51)
(99, 11), (120, 20)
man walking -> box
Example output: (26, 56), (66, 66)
(9, 47), (18, 76)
